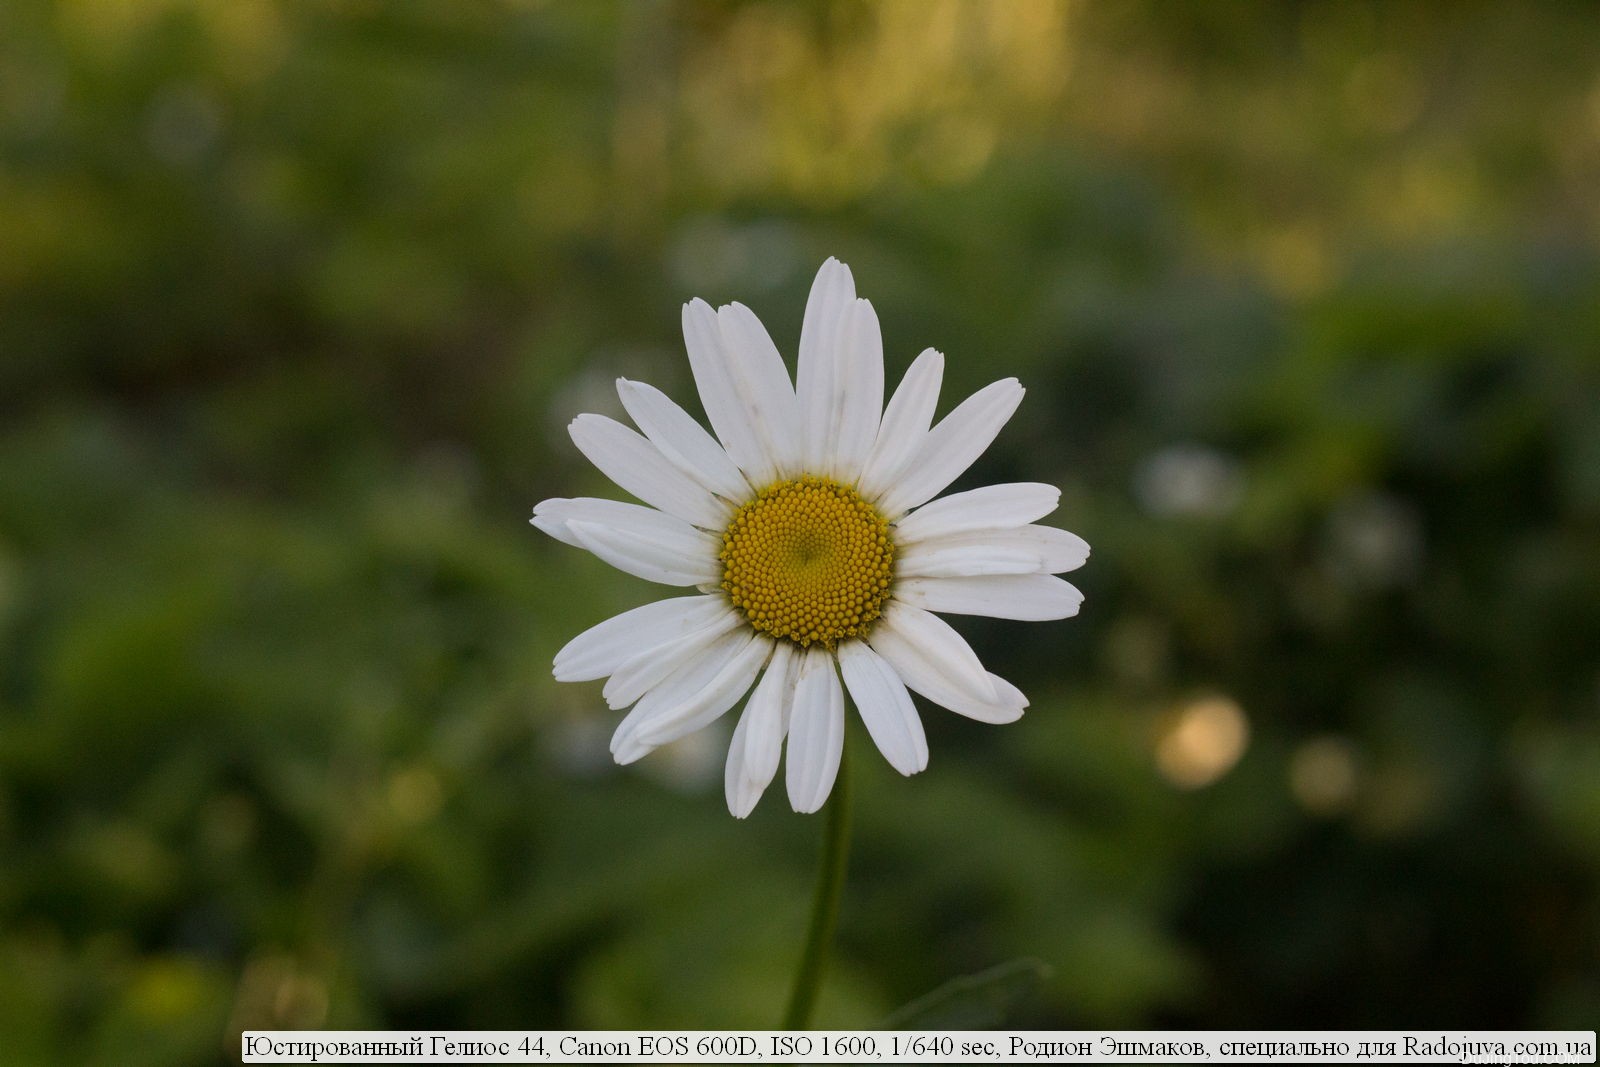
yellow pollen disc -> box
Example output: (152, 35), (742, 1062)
(720, 476), (895, 648)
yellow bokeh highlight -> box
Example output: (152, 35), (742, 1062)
(1156, 695), (1250, 790)
(721, 477), (894, 649)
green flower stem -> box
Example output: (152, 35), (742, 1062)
(782, 742), (853, 1030)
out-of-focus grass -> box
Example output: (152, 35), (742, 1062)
(1, 2), (1597, 1058)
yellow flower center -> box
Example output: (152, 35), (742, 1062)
(720, 477), (895, 648)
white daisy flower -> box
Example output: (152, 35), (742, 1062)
(533, 258), (1089, 817)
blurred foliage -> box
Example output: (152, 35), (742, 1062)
(2, 1), (1599, 1060)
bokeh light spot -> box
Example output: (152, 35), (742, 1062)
(1156, 695), (1250, 790)
(1289, 735), (1362, 816)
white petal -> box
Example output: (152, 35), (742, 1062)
(898, 524), (1090, 575)
(552, 594), (730, 682)
(866, 621), (1028, 725)
(634, 633), (770, 748)
(616, 378), (750, 502)
(533, 496), (713, 551)
(741, 641), (794, 787)
(682, 299), (773, 484)
(896, 574), (1084, 621)
(858, 348), (944, 501)
(785, 647), (846, 813)
(610, 626), (750, 764)
(602, 610), (741, 709)
(895, 543), (1043, 578)
(567, 518), (720, 587)
(873, 601), (997, 703)
(716, 302), (802, 478)
(830, 298), (884, 482)
(876, 378), (1025, 518)
(724, 705), (763, 818)
(894, 482), (1060, 544)
(837, 641), (927, 775)
(529, 499), (583, 548)
(568, 413), (729, 529)
(535, 496), (700, 550)
(929, 671), (1030, 725)
(530, 499), (578, 548)
(796, 258), (857, 475)
(723, 643), (794, 817)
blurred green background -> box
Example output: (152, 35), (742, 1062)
(3, 0), (1599, 1059)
